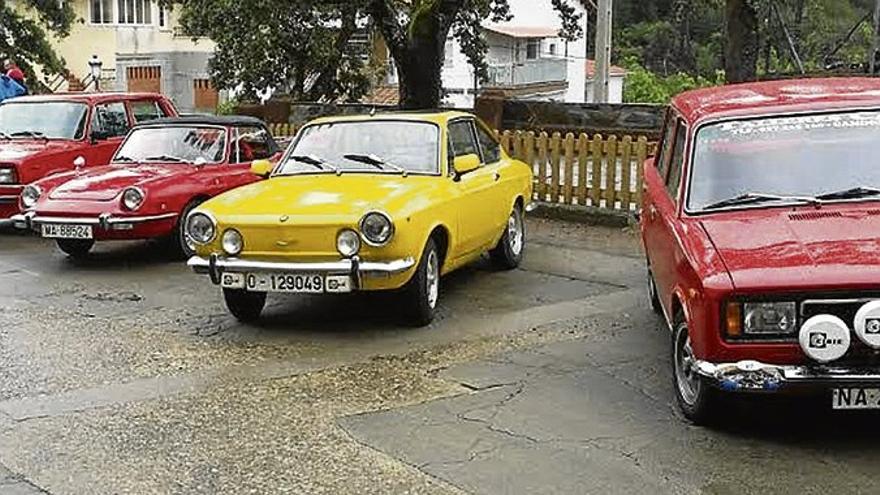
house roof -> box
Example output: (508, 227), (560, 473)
(361, 85), (400, 106)
(585, 60), (627, 79)
(483, 25), (561, 39)
(672, 77), (880, 124)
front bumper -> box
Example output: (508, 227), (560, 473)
(12, 211), (178, 231)
(695, 359), (880, 392)
(187, 253), (416, 289)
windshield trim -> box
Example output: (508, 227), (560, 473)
(111, 124), (230, 165)
(0, 101), (89, 141)
(274, 118), (443, 178)
(684, 107), (880, 216)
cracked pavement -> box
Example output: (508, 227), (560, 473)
(2, 218), (878, 494)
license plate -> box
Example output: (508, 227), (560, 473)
(41, 223), (93, 239)
(832, 388), (880, 410)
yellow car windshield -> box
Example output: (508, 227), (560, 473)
(278, 120), (440, 175)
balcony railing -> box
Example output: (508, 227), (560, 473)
(486, 58), (567, 87)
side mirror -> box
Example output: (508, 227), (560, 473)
(250, 159), (273, 178)
(73, 156), (86, 169)
(452, 153), (480, 176)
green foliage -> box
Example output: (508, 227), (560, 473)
(622, 57), (722, 103)
(0, 1), (75, 91)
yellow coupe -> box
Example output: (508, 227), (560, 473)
(185, 111), (533, 325)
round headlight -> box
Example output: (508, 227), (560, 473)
(222, 229), (244, 256)
(20, 185), (41, 209)
(359, 211), (394, 246)
(122, 187), (145, 211)
(336, 229), (361, 257)
(186, 212), (216, 245)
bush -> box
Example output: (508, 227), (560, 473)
(622, 57), (723, 104)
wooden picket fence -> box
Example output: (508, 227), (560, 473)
(267, 123), (656, 212)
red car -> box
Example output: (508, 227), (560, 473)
(0, 92), (177, 227)
(641, 78), (880, 423)
(13, 116), (281, 258)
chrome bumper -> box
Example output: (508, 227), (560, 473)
(695, 359), (880, 392)
(0, 218), (12, 229)
(12, 211), (178, 230)
(187, 253), (416, 288)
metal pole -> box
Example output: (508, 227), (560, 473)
(872, 0), (880, 74)
(594, 0), (612, 103)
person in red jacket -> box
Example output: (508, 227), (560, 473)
(4, 60), (26, 94)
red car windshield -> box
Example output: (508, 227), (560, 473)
(0, 101), (88, 139)
(689, 111), (880, 211)
(115, 126), (227, 164)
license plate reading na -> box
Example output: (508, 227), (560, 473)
(832, 388), (880, 410)
(41, 223), (93, 240)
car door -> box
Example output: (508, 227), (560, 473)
(448, 118), (498, 257)
(644, 114), (688, 315)
(85, 101), (131, 168)
(473, 121), (511, 236)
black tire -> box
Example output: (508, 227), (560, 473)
(401, 238), (440, 327)
(672, 313), (717, 425)
(223, 288), (266, 323)
(56, 239), (94, 259)
(167, 199), (204, 259)
(489, 205), (524, 270)
(647, 265), (663, 315)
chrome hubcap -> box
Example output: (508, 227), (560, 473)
(647, 269), (657, 300)
(674, 326), (700, 406)
(508, 211), (523, 256)
(426, 250), (439, 309)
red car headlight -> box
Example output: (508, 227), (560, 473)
(0, 166), (17, 184)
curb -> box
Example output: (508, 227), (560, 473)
(527, 202), (637, 228)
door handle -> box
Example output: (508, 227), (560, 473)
(648, 204), (658, 221)
(494, 172), (501, 181)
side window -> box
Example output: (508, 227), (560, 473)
(475, 124), (501, 164)
(448, 120), (479, 158)
(655, 110), (677, 177)
(131, 100), (166, 123)
(666, 120), (687, 200)
(92, 102), (130, 137)
(232, 126), (275, 163)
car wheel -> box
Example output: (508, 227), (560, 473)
(402, 237), (440, 327)
(672, 313), (716, 425)
(56, 239), (94, 259)
(223, 288), (266, 323)
(647, 266), (662, 315)
(489, 204), (524, 270)
(168, 199), (204, 259)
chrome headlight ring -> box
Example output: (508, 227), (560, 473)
(122, 187), (146, 211)
(185, 211), (217, 245)
(222, 228), (244, 256)
(359, 210), (394, 247)
(20, 184), (42, 209)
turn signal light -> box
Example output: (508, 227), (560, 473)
(726, 302), (742, 337)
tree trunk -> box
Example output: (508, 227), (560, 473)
(396, 39), (444, 109)
(725, 0), (759, 83)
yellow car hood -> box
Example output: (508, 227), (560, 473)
(204, 173), (439, 223)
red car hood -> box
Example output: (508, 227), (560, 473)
(0, 140), (70, 163)
(48, 164), (183, 201)
(700, 206), (880, 292)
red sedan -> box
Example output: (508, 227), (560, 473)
(641, 78), (880, 423)
(13, 115), (280, 258)
(0, 92), (177, 227)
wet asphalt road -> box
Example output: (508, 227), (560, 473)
(0, 218), (878, 494)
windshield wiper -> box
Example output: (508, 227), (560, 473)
(0, 132), (10, 140)
(144, 154), (189, 163)
(10, 131), (47, 141)
(113, 155), (136, 163)
(815, 186), (880, 201)
(703, 192), (821, 211)
(287, 154), (338, 173)
(343, 154), (407, 176)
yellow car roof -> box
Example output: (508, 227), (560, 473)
(307, 110), (475, 127)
